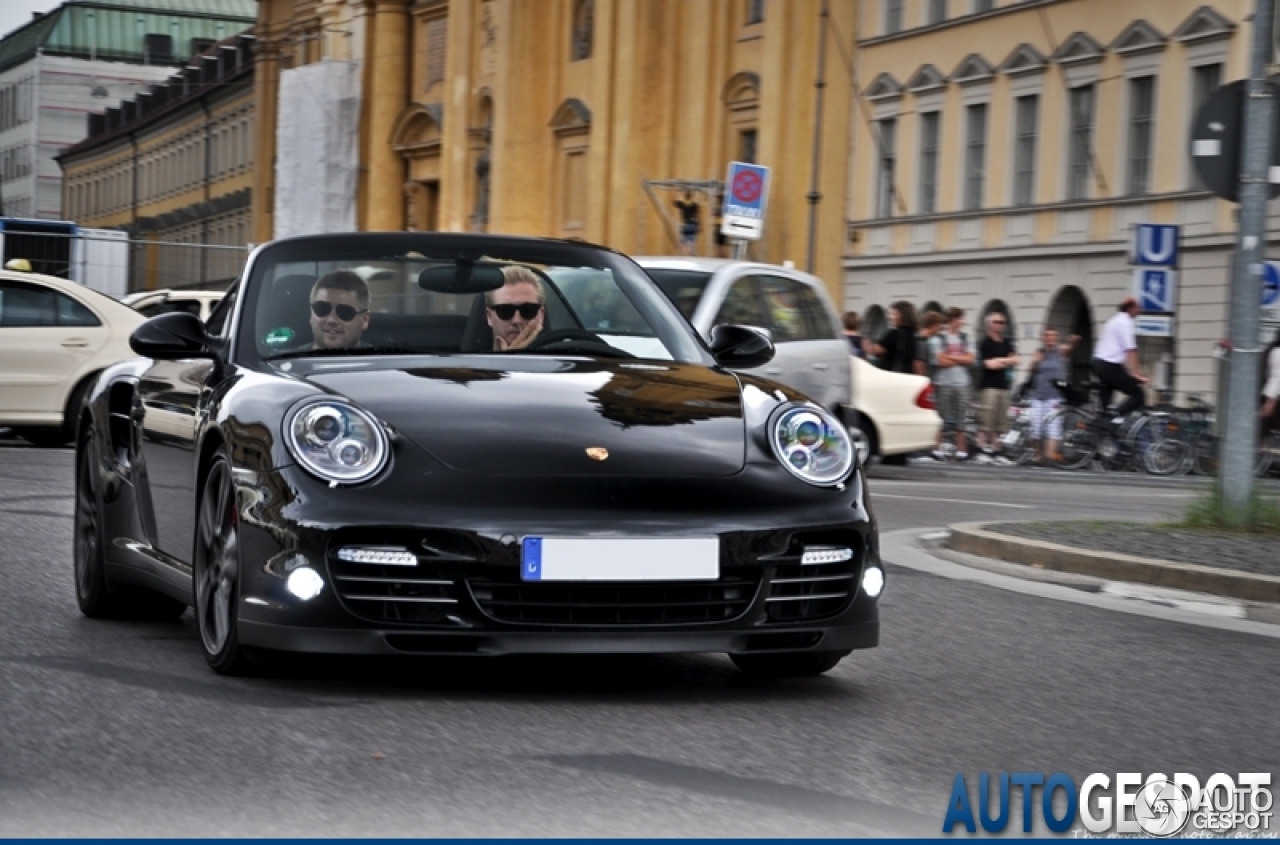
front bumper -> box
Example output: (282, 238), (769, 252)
(239, 618), (879, 656)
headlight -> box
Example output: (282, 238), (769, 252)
(284, 398), (389, 485)
(769, 404), (854, 486)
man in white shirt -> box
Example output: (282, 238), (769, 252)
(1091, 296), (1148, 420)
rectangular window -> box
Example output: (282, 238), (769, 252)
(928, 0), (947, 24)
(964, 103), (987, 211)
(885, 0), (903, 34)
(919, 112), (940, 214)
(1191, 63), (1222, 190)
(1013, 94), (1038, 206)
(739, 129), (758, 164)
(425, 18), (447, 88)
(973, 0), (994, 11)
(745, 0), (765, 24)
(875, 118), (897, 218)
(1128, 76), (1155, 195)
(1068, 84), (1095, 201)
(143, 34), (173, 64)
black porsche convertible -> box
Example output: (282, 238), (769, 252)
(74, 233), (882, 676)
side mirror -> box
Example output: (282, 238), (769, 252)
(708, 324), (775, 369)
(130, 311), (223, 360)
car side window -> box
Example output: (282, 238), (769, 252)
(714, 277), (766, 328)
(792, 282), (836, 340)
(57, 293), (101, 327)
(757, 275), (813, 342)
(206, 286), (237, 335)
(0, 281), (57, 327)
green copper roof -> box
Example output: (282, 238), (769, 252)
(0, 1), (255, 74)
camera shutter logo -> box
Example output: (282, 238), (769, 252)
(1135, 777), (1192, 837)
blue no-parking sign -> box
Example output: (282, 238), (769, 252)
(1130, 224), (1180, 267)
(720, 161), (771, 241)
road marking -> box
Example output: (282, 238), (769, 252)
(872, 493), (1035, 509)
(881, 528), (1280, 639)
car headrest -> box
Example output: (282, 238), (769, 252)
(259, 274), (316, 349)
(459, 295), (494, 352)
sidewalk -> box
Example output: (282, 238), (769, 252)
(947, 521), (1280, 603)
(867, 456), (1280, 491)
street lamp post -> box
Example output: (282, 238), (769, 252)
(1221, 0), (1276, 523)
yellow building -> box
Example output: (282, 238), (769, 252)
(845, 0), (1254, 400)
(59, 33), (256, 291)
(252, 0), (857, 301)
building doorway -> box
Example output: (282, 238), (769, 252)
(1046, 285), (1093, 385)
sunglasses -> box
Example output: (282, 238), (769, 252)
(311, 301), (368, 321)
(488, 302), (542, 320)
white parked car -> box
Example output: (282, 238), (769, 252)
(0, 268), (145, 446)
(848, 356), (941, 465)
(123, 288), (226, 322)
(637, 257), (853, 422)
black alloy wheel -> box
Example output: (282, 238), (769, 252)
(74, 427), (122, 617)
(729, 650), (851, 678)
(194, 450), (253, 675)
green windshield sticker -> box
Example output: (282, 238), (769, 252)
(265, 327), (295, 346)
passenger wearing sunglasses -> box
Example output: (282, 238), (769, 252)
(485, 266), (546, 351)
(309, 270), (371, 350)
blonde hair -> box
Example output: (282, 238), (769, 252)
(487, 265), (545, 304)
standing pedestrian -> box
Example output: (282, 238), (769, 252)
(977, 311), (1018, 463)
(843, 311), (866, 358)
(870, 301), (918, 374)
(1027, 328), (1078, 464)
(674, 191), (701, 256)
(1261, 327), (1280, 431)
(916, 310), (946, 379)
(929, 307), (975, 461)
(1091, 296), (1149, 426)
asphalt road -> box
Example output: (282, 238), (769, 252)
(1, 441), (1277, 837)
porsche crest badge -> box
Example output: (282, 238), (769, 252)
(585, 447), (609, 462)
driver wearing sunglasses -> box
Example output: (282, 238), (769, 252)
(309, 269), (371, 350)
(485, 265), (546, 351)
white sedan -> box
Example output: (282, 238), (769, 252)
(123, 288), (225, 322)
(848, 356), (941, 465)
(0, 269), (144, 446)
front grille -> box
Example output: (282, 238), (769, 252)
(330, 563), (459, 623)
(467, 567), (761, 626)
(764, 537), (859, 622)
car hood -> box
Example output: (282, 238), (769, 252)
(301, 358), (747, 476)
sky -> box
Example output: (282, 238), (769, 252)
(0, 0), (66, 43)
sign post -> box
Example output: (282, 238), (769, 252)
(720, 161), (771, 258)
(1129, 224), (1180, 390)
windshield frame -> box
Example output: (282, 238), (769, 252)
(229, 233), (714, 370)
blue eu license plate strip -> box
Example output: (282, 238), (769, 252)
(521, 537), (719, 582)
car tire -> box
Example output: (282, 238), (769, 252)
(847, 414), (878, 467)
(729, 650), (851, 678)
(23, 376), (95, 448)
(74, 426), (127, 617)
(74, 426), (188, 620)
(194, 448), (255, 675)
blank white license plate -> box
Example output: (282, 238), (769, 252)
(520, 537), (720, 582)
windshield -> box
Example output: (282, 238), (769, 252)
(645, 269), (712, 320)
(235, 234), (705, 366)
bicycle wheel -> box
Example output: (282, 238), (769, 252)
(1049, 407), (1096, 470)
(1256, 431), (1280, 477)
(1000, 418), (1035, 466)
(1193, 434), (1220, 476)
(1141, 414), (1191, 476)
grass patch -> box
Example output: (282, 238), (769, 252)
(1170, 491), (1280, 534)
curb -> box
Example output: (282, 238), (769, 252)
(946, 521), (1280, 603)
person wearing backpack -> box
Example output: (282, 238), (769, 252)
(929, 307), (975, 461)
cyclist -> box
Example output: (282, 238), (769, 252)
(1091, 296), (1148, 427)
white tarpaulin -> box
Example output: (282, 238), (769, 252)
(274, 60), (361, 238)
